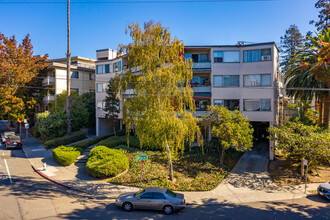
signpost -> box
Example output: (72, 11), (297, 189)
(303, 159), (308, 193)
(136, 152), (149, 190)
(25, 123), (29, 140)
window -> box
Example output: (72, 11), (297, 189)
(71, 88), (79, 93)
(45, 106), (49, 111)
(153, 193), (166, 199)
(97, 101), (106, 110)
(89, 89), (95, 92)
(51, 72), (55, 77)
(96, 65), (103, 74)
(89, 73), (95, 80)
(140, 192), (154, 199)
(105, 64), (109, 73)
(214, 99), (240, 111)
(213, 75), (239, 87)
(134, 189), (145, 197)
(213, 51), (240, 63)
(71, 71), (79, 79)
(166, 189), (177, 198)
(244, 99), (271, 111)
(195, 99), (210, 111)
(96, 83), (108, 93)
(243, 74), (271, 87)
(184, 54), (192, 61)
(96, 64), (112, 74)
(184, 54), (209, 62)
(114, 61), (122, 72)
(243, 48), (271, 62)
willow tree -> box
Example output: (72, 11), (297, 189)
(116, 21), (202, 181)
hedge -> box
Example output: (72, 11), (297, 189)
(73, 134), (112, 149)
(86, 146), (129, 178)
(52, 145), (83, 166)
(97, 135), (140, 148)
(30, 126), (41, 138)
(44, 131), (87, 149)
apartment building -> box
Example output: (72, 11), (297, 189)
(95, 42), (283, 160)
(37, 56), (96, 112)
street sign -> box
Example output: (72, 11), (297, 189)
(303, 159), (308, 166)
(23, 119), (27, 123)
(25, 123), (30, 129)
(137, 156), (149, 161)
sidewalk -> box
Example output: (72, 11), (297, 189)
(22, 135), (320, 205)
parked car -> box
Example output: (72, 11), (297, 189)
(1, 131), (15, 144)
(317, 182), (330, 200)
(115, 187), (185, 214)
(5, 135), (22, 149)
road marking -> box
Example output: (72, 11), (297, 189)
(31, 149), (45, 152)
(4, 159), (12, 183)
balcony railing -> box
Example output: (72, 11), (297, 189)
(192, 62), (211, 69)
(42, 95), (55, 104)
(192, 85), (211, 93)
(42, 76), (55, 86)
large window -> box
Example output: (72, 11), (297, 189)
(213, 51), (240, 63)
(191, 76), (210, 86)
(214, 99), (240, 111)
(114, 61), (122, 72)
(213, 75), (240, 87)
(71, 71), (79, 79)
(243, 74), (271, 87)
(243, 48), (271, 62)
(96, 63), (113, 74)
(184, 53), (210, 62)
(96, 83), (108, 93)
(244, 99), (271, 111)
(195, 99), (210, 111)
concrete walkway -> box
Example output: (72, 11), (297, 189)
(21, 135), (319, 205)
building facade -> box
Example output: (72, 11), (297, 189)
(95, 42), (283, 160)
(37, 56), (96, 112)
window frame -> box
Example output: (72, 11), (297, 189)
(213, 50), (240, 63)
(213, 99), (240, 111)
(71, 71), (79, 79)
(243, 74), (272, 87)
(243, 99), (271, 112)
(213, 75), (240, 87)
(243, 48), (272, 63)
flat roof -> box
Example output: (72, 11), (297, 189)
(185, 42), (278, 50)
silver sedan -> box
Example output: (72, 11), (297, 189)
(115, 187), (186, 215)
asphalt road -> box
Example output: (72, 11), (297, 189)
(0, 130), (329, 220)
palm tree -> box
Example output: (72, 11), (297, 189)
(285, 28), (330, 126)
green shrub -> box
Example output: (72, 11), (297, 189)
(97, 135), (140, 149)
(73, 134), (112, 149)
(44, 131), (87, 149)
(36, 111), (67, 140)
(117, 129), (126, 136)
(53, 145), (83, 166)
(30, 126), (40, 138)
(86, 146), (129, 178)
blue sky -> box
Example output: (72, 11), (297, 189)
(0, 0), (320, 59)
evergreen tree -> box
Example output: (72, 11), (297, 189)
(280, 25), (304, 73)
(310, 0), (330, 31)
(104, 78), (120, 136)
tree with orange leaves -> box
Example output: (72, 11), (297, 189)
(0, 33), (48, 123)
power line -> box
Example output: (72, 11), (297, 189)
(0, 0), (273, 4)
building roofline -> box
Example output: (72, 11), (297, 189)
(185, 42), (279, 51)
(49, 56), (96, 62)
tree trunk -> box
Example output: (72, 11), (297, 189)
(323, 91), (329, 127)
(301, 156), (305, 177)
(220, 146), (225, 166)
(66, 0), (72, 135)
(165, 140), (174, 181)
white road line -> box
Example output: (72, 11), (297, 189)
(4, 159), (12, 183)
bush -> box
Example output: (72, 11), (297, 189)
(97, 135), (140, 148)
(86, 146), (129, 178)
(44, 131), (87, 149)
(53, 145), (83, 166)
(73, 134), (112, 149)
(117, 129), (126, 136)
(30, 126), (40, 138)
(36, 111), (67, 139)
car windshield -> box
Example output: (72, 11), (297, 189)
(134, 189), (145, 197)
(10, 136), (21, 141)
(166, 189), (177, 198)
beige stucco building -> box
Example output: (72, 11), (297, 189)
(37, 56), (96, 112)
(95, 42), (283, 160)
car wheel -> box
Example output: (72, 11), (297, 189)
(163, 205), (173, 215)
(122, 202), (133, 212)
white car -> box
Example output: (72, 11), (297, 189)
(317, 182), (330, 200)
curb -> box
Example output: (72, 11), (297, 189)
(31, 165), (73, 189)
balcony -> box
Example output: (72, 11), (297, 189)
(42, 95), (55, 104)
(192, 62), (211, 73)
(192, 85), (211, 93)
(122, 89), (134, 98)
(42, 76), (55, 86)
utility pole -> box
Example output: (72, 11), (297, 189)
(66, 0), (72, 135)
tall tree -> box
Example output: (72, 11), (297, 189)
(104, 78), (120, 136)
(116, 21), (202, 181)
(310, 0), (330, 31)
(285, 28), (330, 127)
(0, 33), (48, 122)
(204, 105), (254, 166)
(280, 25), (304, 73)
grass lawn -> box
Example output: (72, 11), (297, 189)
(108, 145), (242, 191)
(268, 154), (330, 186)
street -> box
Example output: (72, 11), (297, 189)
(0, 140), (329, 220)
